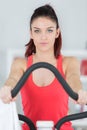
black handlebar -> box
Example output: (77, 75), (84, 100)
(55, 111), (87, 129)
(11, 62), (87, 130)
(18, 114), (36, 130)
(11, 62), (78, 100)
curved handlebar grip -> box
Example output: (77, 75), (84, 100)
(55, 111), (87, 130)
(11, 62), (78, 100)
(18, 114), (36, 130)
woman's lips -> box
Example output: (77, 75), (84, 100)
(40, 42), (48, 45)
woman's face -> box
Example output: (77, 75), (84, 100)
(30, 17), (59, 53)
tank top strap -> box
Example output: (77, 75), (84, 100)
(27, 55), (33, 68)
(57, 55), (65, 77)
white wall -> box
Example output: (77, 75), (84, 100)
(0, 0), (87, 85)
(0, 0), (87, 50)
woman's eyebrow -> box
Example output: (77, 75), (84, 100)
(33, 26), (55, 29)
(47, 26), (55, 29)
(33, 27), (40, 29)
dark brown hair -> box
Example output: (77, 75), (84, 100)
(25, 4), (62, 58)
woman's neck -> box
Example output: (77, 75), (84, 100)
(33, 51), (56, 65)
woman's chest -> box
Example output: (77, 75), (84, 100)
(32, 68), (55, 86)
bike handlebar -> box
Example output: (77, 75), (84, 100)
(11, 62), (78, 100)
(11, 62), (87, 130)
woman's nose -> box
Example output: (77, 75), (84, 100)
(41, 32), (47, 40)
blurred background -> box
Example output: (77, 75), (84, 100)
(0, 0), (87, 129)
(0, 0), (87, 82)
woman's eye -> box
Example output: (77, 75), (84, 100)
(34, 30), (40, 33)
(47, 29), (53, 33)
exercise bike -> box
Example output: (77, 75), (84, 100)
(11, 62), (87, 130)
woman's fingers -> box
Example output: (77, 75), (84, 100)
(77, 89), (87, 105)
(0, 86), (16, 103)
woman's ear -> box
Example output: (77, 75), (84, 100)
(56, 28), (60, 38)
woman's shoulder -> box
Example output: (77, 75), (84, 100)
(12, 57), (27, 72)
(62, 55), (80, 74)
(63, 55), (79, 64)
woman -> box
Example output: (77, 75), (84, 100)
(0, 4), (87, 130)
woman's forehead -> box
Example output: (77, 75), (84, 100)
(31, 17), (57, 28)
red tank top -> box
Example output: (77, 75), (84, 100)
(21, 55), (74, 130)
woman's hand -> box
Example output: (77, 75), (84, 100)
(0, 86), (16, 103)
(77, 89), (87, 105)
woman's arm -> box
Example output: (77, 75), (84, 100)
(0, 57), (26, 103)
(65, 57), (82, 92)
(65, 56), (87, 105)
(5, 58), (26, 88)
